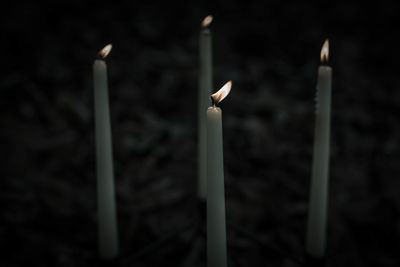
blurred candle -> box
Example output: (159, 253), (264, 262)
(93, 44), (119, 259)
(207, 81), (231, 267)
(306, 39), (332, 259)
(198, 15), (213, 200)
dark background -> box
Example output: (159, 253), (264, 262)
(1, 0), (400, 266)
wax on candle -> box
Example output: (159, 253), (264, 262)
(93, 44), (119, 260)
(198, 15), (213, 200)
(207, 81), (231, 267)
(306, 39), (332, 259)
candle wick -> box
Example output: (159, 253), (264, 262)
(211, 96), (217, 108)
(97, 52), (104, 60)
(321, 59), (329, 66)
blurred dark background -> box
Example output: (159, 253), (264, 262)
(1, 0), (400, 266)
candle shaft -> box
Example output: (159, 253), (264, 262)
(206, 106), (227, 267)
(93, 59), (119, 259)
(306, 65), (332, 258)
(198, 28), (213, 200)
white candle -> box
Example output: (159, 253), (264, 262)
(198, 15), (213, 200)
(207, 81), (232, 267)
(93, 44), (119, 259)
(306, 39), (332, 258)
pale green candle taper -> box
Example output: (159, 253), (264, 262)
(93, 44), (119, 260)
(207, 81), (231, 267)
(198, 15), (213, 201)
(306, 39), (332, 259)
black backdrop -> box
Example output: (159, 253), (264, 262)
(1, 0), (400, 266)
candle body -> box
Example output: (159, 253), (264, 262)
(93, 59), (119, 259)
(206, 107), (227, 267)
(198, 28), (212, 200)
(306, 65), (332, 258)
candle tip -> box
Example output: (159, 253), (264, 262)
(211, 81), (232, 105)
(98, 44), (112, 59)
(202, 15), (213, 28)
(320, 39), (329, 64)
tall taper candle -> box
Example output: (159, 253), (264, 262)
(93, 44), (119, 259)
(198, 15), (213, 200)
(207, 81), (232, 267)
(306, 39), (332, 259)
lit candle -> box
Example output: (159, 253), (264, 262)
(198, 15), (213, 200)
(207, 81), (232, 267)
(93, 44), (119, 259)
(306, 39), (332, 259)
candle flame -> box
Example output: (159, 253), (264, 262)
(98, 44), (112, 59)
(320, 39), (329, 64)
(211, 81), (232, 105)
(202, 15), (213, 28)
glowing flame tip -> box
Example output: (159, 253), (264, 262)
(211, 81), (232, 105)
(98, 44), (112, 59)
(320, 39), (329, 63)
(202, 15), (213, 28)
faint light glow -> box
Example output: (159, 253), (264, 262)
(202, 15), (213, 28)
(320, 39), (329, 64)
(98, 44), (112, 59)
(211, 81), (232, 105)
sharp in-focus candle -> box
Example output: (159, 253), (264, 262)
(198, 15), (213, 201)
(306, 39), (332, 259)
(207, 81), (232, 267)
(93, 44), (119, 259)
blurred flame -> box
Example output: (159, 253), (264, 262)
(320, 39), (329, 63)
(202, 15), (213, 28)
(211, 81), (232, 105)
(98, 44), (112, 59)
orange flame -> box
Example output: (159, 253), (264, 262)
(211, 81), (232, 105)
(202, 15), (213, 28)
(320, 39), (329, 64)
(98, 44), (112, 59)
